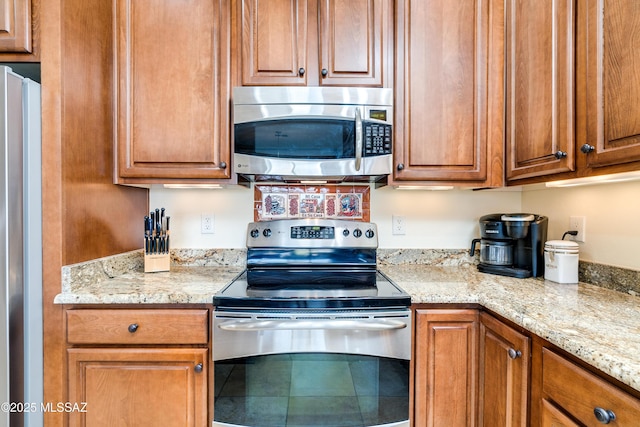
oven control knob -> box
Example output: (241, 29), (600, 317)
(250, 229), (260, 238)
(365, 229), (375, 239)
(353, 228), (362, 238)
(263, 228), (272, 238)
(342, 229), (350, 237)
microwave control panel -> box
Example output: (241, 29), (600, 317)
(363, 123), (392, 156)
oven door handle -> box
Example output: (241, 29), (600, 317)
(218, 318), (407, 332)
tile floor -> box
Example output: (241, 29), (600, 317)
(215, 353), (409, 427)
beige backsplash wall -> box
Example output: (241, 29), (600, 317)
(149, 180), (640, 271)
(521, 180), (640, 270)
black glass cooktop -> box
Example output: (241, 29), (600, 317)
(214, 270), (411, 310)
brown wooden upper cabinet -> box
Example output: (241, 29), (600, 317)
(505, 0), (576, 181)
(580, 0), (640, 170)
(233, 0), (392, 87)
(507, 0), (640, 183)
(392, 0), (505, 186)
(114, 0), (231, 183)
(0, 0), (39, 60)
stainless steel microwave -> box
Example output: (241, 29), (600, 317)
(232, 86), (393, 182)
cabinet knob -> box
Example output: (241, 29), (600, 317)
(219, 161), (227, 169)
(508, 348), (522, 359)
(396, 163), (405, 171)
(554, 151), (567, 159)
(194, 363), (203, 373)
(593, 407), (616, 424)
(321, 68), (328, 77)
(128, 323), (139, 333)
(581, 144), (595, 154)
(298, 67), (305, 76)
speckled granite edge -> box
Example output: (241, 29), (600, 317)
(62, 249), (247, 293)
(579, 261), (640, 297)
(62, 249), (639, 295)
(377, 249), (477, 266)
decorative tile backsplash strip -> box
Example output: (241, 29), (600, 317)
(254, 184), (370, 221)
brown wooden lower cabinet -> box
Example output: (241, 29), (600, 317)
(413, 308), (530, 427)
(65, 308), (209, 426)
(414, 308), (479, 427)
(541, 399), (580, 427)
(67, 348), (207, 427)
(541, 347), (640, 426)
(478, 312), (530, 427)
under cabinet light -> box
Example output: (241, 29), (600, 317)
(394, 185), (454, 191)
(545, 171), (640, 188)
(163, 184), (224, 189)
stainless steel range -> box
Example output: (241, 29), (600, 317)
(213, 219), (411, 427)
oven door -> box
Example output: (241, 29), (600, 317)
(213, 309), (411, 427)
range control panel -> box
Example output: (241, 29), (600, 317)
(247, 219), (378, 248)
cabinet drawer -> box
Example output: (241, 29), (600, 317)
(66, 309), (208, 345)
(542, 348), (640, 426)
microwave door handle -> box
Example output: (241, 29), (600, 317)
(355, 107), (363, 171)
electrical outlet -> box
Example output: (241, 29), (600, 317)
(392, 215), (406, 235)
(569, 216), (586, 242)
(201, 213), (215, 234)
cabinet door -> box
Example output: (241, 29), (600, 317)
(0, 0), (32, 53)
(115, 0), (231, 182)
(581, 0), (640, 168)
(478, 312), (530, 427)
(318, 0), (390, 86)
(238, 0), (309, 86)
(542, 347), (640, 426)
(505, 0), (576, 181)
(414, 309), (478, 427)
(541, 399), (580, 427)
(393, 0), (504, 185)
(67, 348), (207, 427)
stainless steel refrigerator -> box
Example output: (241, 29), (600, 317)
(0, 66), (43, 427)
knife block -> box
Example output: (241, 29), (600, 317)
(144, 252), (170, 273)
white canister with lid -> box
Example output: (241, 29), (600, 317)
(544, 240), (579, 283)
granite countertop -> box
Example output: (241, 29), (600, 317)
(380, 264), (640, 393)
(54, 249), (640, 393)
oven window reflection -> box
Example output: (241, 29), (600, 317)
(214, 353), (409, 427)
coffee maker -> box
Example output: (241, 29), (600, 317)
(470, 213), (548, 278)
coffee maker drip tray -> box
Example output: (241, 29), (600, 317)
(477, 263), (532, 279)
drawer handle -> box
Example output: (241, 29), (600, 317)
(128, 323), (139, 333)
(581, 144), (595, 154)
(508, 348), (522, 359)
(194, 363), (203, 374)
(594, 407), (616, 424)
(554, 150), (567, 159)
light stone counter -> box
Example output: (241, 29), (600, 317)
(55, 249), (640, 393)
(54, 249), (245, 304)
(380, 264), (640, 393)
